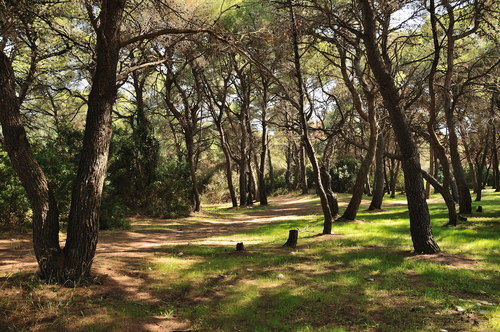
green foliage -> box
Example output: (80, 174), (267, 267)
(143, 159), (193, 219)
(331, 157), (361, 193)
(106, 127), (192, 220)
(34, 125), (82, 220)
(268, 168), (289, 195)
(0, 151), (31, 227)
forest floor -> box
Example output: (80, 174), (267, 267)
(0, 190), (499, 331)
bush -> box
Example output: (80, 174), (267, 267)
(331, 157), (360, 193)
(142, 160), (192, 218)
(0, 151), (31, 227)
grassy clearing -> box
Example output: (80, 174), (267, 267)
(0, 190), (498, 331)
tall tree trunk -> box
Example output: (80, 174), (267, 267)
(462, 134), (478, 193)
(442, 1), (472, 214)
(342, 105), (377, 220)
(475, 132), (489, 202)
(383, 157), (390, 194)
(186, 134), (201, 212)
(268, 147), (275, 193)
(219, 128), (238, 207)
(285, 143), (292, 190)
(288, 0), (332, 234)
(389, 158), (400, 198)
(257, 78), (270, 205)
(359, 0), (439, 253)
(239, 157), (247, 207)
(246, 172), (254, 206)
(0, 50), (63, 281)
(425, 0), (458, 226)
(64, 0), (126, 281)
(258, 128), (269, 205)
(299, 142), (308, 194)
(491, 93), (499, 192)
(248, 157), (257, 203)
(369, 131), (385, 210)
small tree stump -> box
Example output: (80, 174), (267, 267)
(476, 206), (483, 212)
(283, 229), (298, 248)
(236, 242), (245, 251)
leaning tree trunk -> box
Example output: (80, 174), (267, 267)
(360, 0), (439, 253)
(425, 0), (458, 227)
(0, 50), (63, 281)
(288, 0), (332, 234)
(64, 0), (126, 281)
(369, 131), (385, 210)
(342, 102), (377, 220)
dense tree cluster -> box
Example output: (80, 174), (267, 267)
(0, 0), (498, 283)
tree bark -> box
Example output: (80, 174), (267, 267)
(425, 145), (434, 199)
(474, 131), (489, 202)
(342, 99), (377, 220)
(442, 0), (472, 214)
(0, 50), (63, 281)
(359, 0), (439, 253)
(186, 133), (201, 212)
(369, 131), (385, 210)
(491, 93), (499, 192)
(288, 0), (332, 234)
(299, 142), (308, 194)
(425, 0), (458, 226)
(64, 0), (127, 281)
(267, 147), (275, 193)
(321, 166), (339, 216)
(282, 229), (298, 248)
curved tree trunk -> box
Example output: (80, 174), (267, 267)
(0, 50), (63, 281)
(369, 131), (385, 210)
(360, 0), (439, 253)
(321, 166), (339, 216)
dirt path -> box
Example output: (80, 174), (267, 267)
(0, 196), (322, 274)
(0, 195), (327, 331)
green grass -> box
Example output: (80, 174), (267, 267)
(136, 189), (499, 331)
(1, 189), (498, 331)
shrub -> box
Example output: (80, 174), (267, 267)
(331, 157), (360, 193)
(0, 151), (31, 227)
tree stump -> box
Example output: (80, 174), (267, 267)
(236, 242), (245, 251)
(476, 206), (483, 212)
(282, 229), (298, 248)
